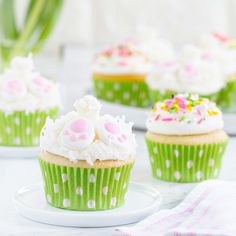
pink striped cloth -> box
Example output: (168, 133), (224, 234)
(116, 180), (236, 236)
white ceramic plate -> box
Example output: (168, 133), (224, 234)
(0, 146), (40, 158)
(13, 182), (162, 227)
(100, 100), (236, 134)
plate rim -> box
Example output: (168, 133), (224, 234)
(13, 181), (162, 227)
(0, 146), (40, 158)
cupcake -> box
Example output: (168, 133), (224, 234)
(39, 95), (136, 210)
(0, 55), (60, 146)
(147, 45), (224, 105)
(145, 94), (228, 183)
(92, 40), (152, 107)
(198, 32), (236, 111)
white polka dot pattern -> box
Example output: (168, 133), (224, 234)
(76, 187), (83, 196)
(87, 200), (96, 209)
(63, 199), (70, 207)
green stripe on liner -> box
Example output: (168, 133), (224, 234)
(145, 137), (228, 183)
(0, 107), (58, 146)
(39, 158), (134, 211)
(93, 79), (150, 108)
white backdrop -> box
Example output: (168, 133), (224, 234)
(16, 0), (236, 111)
(48, 0), (235, 47)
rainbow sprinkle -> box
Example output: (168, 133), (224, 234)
(98, 43), (148, 60)
(151, 94), (220, 125)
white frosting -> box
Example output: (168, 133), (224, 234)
(146, 94), (224, 135)
(40, 95), (136, 164)
(147, 45), (226, 95)
(198, 34), (236, 77)
(0, 55), (61, 112)
(139, 37), (175, 63)
(93, 41), (151, 75)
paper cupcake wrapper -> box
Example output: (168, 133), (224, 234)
(146, 137), (228, 183)
(216, 79), (236, 112)
(39, 158), (134, 211)
(93, 78), (150, 107)
(0, 107), (59, 146)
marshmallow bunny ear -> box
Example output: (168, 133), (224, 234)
(29, 76), (54, 97)
(96, 116), (129, 149)
(60, 117), (95, 150)
(1, 79), (27, 101)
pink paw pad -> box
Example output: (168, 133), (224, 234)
(31, 77), (53, 96)
(70, 119), (88, 133)
(104, 122), (120, 134)
(98, 118), (129, 148)
(2, 79), (26, 100)
(61, 118), (95, 149)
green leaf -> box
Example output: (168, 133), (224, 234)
(32, 0), (64, 53)
(11, 0), (46, 57)
(0, 0), (18, 39)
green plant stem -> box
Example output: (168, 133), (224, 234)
(11, 0), (45, 57)
(32, 0), (64, 53)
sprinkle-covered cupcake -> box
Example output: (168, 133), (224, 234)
(145, 94), (228, 183)
(39, 95), (136, 210)
(0, 55), (60, 146)
(147, 45), (225, 105)
(92, 41), (152, 107)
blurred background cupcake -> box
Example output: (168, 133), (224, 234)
(0, 55), (61, 146)
(92, 35), (174, 108)
(197, 32), (236, 111)
(92, 40), (152, 107)
(39, 95), (136, 210)
(147, 45), (225, 106)
(145, 94), (228, 182)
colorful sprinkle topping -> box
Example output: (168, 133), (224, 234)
(150, 94), (220, 125)
(98, 43), (148, 60)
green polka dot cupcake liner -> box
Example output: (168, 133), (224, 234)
(145, 137), (228, 183)
(0, 107), (59, 147)
(93, 79), (150, 107)
(39, 158), (134, 211)
(216, 80), (236, 112)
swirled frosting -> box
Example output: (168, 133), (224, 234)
(40, 95), (136, 164)
(147, 45), (225, 94)
(146, 94), (224, 135)
(0, 55), (61, 112)
(93, 40), (152, 75)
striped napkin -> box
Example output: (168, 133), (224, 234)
(116, 180), (236, 236)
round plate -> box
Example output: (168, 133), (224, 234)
(0, 146), (40, 158)
(13, 182), (161, 227)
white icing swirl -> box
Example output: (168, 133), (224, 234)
(40, 95), (136, 164)
(146, 94), (224, 135)
(93, 41), (151, 75)
(0, 55), (61, 112)
(147, 45), (225, 95)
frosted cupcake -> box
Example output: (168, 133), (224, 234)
(145, 94), (228, 183)
(147, 45), (225, 105)
(39, 95), (136, 210)
(198, 32), (236, 111)
(92, 41), (152, 107)
(0, 55), (60, 146)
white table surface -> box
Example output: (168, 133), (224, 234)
(0, 131), (235, 236)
